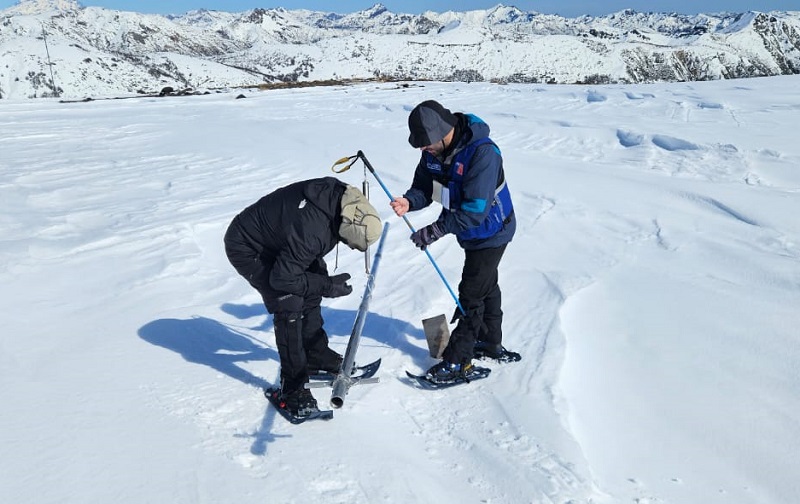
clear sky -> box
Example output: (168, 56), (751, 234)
(1, 1), (798, 17)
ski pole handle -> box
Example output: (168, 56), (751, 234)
(357, 151), (419, 234)
(356, 151), (466, 316)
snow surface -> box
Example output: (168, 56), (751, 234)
(1, 76), (799, 504)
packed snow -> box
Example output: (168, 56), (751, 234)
(1, 76), (799, 504)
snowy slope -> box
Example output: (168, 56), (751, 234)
(1, 75), (799, 503)
(1, 1), (799, 99)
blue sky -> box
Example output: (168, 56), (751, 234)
(2, 1), (798, 17)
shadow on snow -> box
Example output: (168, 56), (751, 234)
(137, 303), (426, 454)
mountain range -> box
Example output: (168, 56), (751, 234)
(1, 0), (799, 99)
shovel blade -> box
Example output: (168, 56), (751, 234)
(422, 314), (451, 359)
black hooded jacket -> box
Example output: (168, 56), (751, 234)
(224, 177), (346, 298)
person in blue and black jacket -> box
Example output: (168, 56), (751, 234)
(391, 100), (519, 384)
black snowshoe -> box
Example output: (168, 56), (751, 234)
(473, 342), (521, 363)
(406, 361), (491, 389)
(264, 387), (333, 424)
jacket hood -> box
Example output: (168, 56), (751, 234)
(302, 177), (346, 220)
(338, 185), (382, 251)
(460, 113), (491, 145)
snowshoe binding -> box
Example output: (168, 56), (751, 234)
(406, 360), (491, 390)
(264, 387), (333, 424)
(308, 358), (382, 382)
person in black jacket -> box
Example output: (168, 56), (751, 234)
(224, 177), (381, 417)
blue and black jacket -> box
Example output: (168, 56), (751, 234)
(403, 113), (515, 250)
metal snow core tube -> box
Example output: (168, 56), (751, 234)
(330, 222), (389, 409)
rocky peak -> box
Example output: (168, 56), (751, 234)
(6, 0), (81, 15)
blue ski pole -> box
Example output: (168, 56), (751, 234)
(334, 151), (466, 317)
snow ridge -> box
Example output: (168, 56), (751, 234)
(5, 0), (80, 15)
(0, 3), (799, 99)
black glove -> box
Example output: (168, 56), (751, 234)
(322, 273), (352, 298)
(410, 222), (445, 250)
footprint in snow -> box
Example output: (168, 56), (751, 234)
(617, 129), (644, 148)
(651, 134), (699, 151)
(625, 91), (656, 100)
(587, 90), (607, 103)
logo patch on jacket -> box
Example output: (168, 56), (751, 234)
(426, 161), (444, 173)
(455, 162), (464, 176)
(298, 199), (307, 209)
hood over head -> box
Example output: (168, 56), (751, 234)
(338, 185), (382, 251)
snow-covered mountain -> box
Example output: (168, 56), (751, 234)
(1, 0), (799, 99)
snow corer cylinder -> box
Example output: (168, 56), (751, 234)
(328, 222), (389, 409)
(332, 151), (463, 359)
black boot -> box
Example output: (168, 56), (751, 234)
(474, 341), (504, 359)
(307, 348), (344, 374)
(278, 386), (319, 417)
(425, 360), (475, 384)
(473, 341), (521, 363)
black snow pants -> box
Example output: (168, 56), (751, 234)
(224, 221), (339, 394)
(441, 244), (507, 365)
(267, 293), (339, 394)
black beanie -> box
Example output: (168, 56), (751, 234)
(407, 100), (458, 148)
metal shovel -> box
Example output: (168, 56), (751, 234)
(423, 313), (451, 358)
